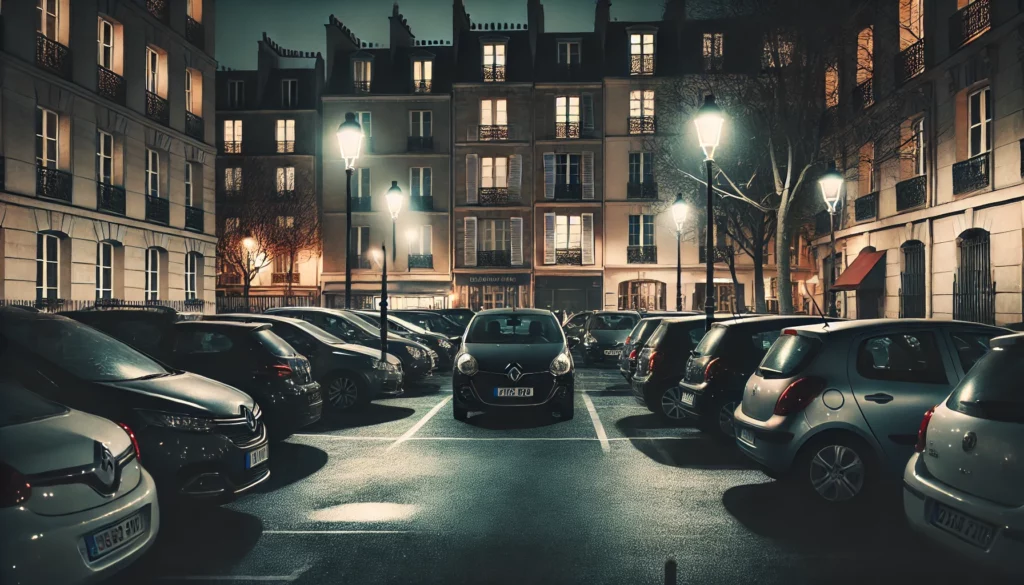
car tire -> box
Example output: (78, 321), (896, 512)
(453, 404), (468, 421)
(795, 434), (876, 506)
(656, 386), (690, 425)
(711, 395), (739, 441)
(323, 372), (368, 412)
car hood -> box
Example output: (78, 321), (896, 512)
(465, 342), (565, 373)
(329, 342), (401, 365)
(100, 371), (254, 418)
(588, 330), (630, 345)
(0, 408), (130, 476)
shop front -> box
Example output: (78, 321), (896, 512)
(534, 276), (602, 313)
(324, 281), (452, 310)
(454, 273), (532, 310)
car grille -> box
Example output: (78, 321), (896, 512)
(214, 406), (265, 448)
(470, 371), (557, 406)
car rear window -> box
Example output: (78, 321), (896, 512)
(588, 313), (638, 331)
(946, 345), (1024, 423)
(692, 325), (726, 357)
(629, 320), (654, 343)
(466, 314), (561, 344)
(254, 329), (297, 357)
(0, 380), (67, 427)
(758, 334), (821, 378)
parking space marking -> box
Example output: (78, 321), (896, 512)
(294, 435), (699, 442)
(158, 564), (309, 582)
(387, 395), (452, 451)
(263, 530), (411, 535)
(581, 393), (611, 453)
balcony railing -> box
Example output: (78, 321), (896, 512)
(218, 273), (242, 286)
(271, 273), (300, 284)
(630, 54), (655, 75)
(626, 182), (657, 199)
(477, 250), (510, 267)
(407, 136), (434, 151)
(146, 91), (169, 125)
(276, 140), (294, 153)
(627, 245), (657, 264)
(555, 121), (580, 139)
(853, 78), (874, 109)
(556, 248), (583, 265)
(699, 246), (730, 264)
(814, 210), (833, 236)
(185, 206), (204, 232)
(409, 195), (433, 211)
(854, 192), (878, 222)
(896, 175), (927, 212)
(408, 254), (434, 269)
(628, 116), (656, 135)
(482, 65), (506, 82)
(554, 183), (582, 200)
(479, 187), (517, 206)
(949, 0), (990, 51)
(413, 80), (432, 93)
(895, 39), (925, 86)
(97, 183), (126, 215)
(36, 34), (71, 79)
(146, 195), (169, 224)
(353, 80), (371, 93)
(147, 0), (169, 23)
(351, 197), (372, 212)
(37, 166), (72, 202)
(185, 111), (204, 141)
(97, 66), (125, 105)
(185, 16), (204, 49)
(224, 141), (242, 154)
(478, 124), (509, 141)
(953, 152), (990, 195)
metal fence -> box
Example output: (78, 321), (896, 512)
(216, 294), (321, 314)
(953, 231), (995, 325)
(0, 298), (216, 314)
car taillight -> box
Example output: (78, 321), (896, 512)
(773, 377), (826, 416)
(648, 351), (660, 372)
(117, 422), (141, 462)
(624, 335), (632, 346)
(268, 363), (293, 378)
(628, 349), (637, 360)
(0, 462), (31, 508)
(704, 358), (724, 383)
(915, 407), (936, 453)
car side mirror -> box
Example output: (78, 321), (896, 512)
(567, 336), (580, 349)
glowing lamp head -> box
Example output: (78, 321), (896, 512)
(819, 164), (844, 213)
(694, 94), (725, 160)
(242, 237), (257, 251)
(336, 112), (364, 168)
(671, 193), (689, 231)
(385, 181), (404, 219)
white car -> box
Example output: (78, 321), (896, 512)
(903, 333), (1024, 578)
(0, 381), (159, 585)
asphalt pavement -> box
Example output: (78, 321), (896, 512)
(113, 367), (1009, 585)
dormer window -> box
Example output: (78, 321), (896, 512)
(629, 33), (655, 75)
(483, 42), (506, 82)
(702, 33), (724, 71)
(281, 79), (297, 107)
(353, 59), (371, 92)
(558, 41), (580, 65)
(413, 59), (432, 93)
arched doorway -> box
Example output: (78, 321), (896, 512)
(617, 279), (665, 310)
(954, 228), (994, 324)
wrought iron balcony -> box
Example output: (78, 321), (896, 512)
(482, 65), (506, 82)
(97, 66), (125, 105)
(556, 248), (583, 265)
(477, 250), (511, 267)
(185, 206), (204, 232)
(853, 78), (874, 109)
(555, 121), (580, 139)
(186, 16), (204, 49)
(478, 124), (509, 141)
(949, 0), (990, 51)
(146, 91), (169, 126)
(224, 141), (242, 154)
(37, 166), (72, 203)
(814, 210), (833, 236)
(351, 197), (372, 212)
(353, 80), (371, 93)
(146, 195), (169, 224)
(36, 34), (71, 79)
(627, 245), (657, 264)
(408, 195), (433, 211)
(185, 111), (204, 141)
(276, 140), (294, 153)
(630, 54), (655, 75)
(408, 254), (434, 269)
(479, 187), (517, 206)
(413, 80), (432, 93)
(896, 175), (926, 212)
(698, 246), (730, 264)
(628, 116), (656, 135)
(626, 182), (657, 199)
(854, 192), (878, 222)
(218, 273), (242, 286)
(147, 0), (169, 23)
(554, 183), (582, 200)
(407, 136), (434, 151)
(97, 183), (126, 215)
(271, 272), (300, 284)
(953, 152), (990, 195)
(895, 39), (924, 86)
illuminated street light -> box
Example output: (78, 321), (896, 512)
(694, 94), (725, 161)
(819, 163), (844, 318)
(693, 94), (725, 331)
(671, 193), (689, 312)
(385, 181), (404, 262)
(337, 112), (364, 309)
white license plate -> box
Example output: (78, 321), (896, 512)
(931, 503), (996, 549)
(604, 349), (620, 356)
(246, 444), (269, 469)
(738, 428), (755, 446)
(680, 391), (695, 406)
(85, 510), (146, 560)
(494, 387), (533, 397)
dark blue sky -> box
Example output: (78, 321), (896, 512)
(214, 0), (670, 69)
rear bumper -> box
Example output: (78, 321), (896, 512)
(732, 408), (798, 473)
(583, 344), (622, 365)
(279, 382), (323, 432)
(676, 380), (718, 420)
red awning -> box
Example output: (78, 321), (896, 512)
(831, 250), (886, 291)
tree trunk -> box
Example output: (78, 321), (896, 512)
(243, 277), (252, 313)
(776, 212), (793, 315)
(286, 251), (296, 296)
(726, 248), (745, 313)
(752, 219), (767, 313)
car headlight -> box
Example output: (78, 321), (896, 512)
(371, 358), (392, 371)
(549, 350), (572, 376)
(456, 353), (478, 376)
(584, 333), (597, 345)
(137, 409), (215, 432)
(406, 346), (423, 359)
(438, 339), (453, 350)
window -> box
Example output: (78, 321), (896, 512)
(184, 162), (193, 206)
(558, 41), (580, 64)
(481, 219), (509, 251)
(900, 0), (924, 48)
(859, 142), (877, 193)
(36, 107), (58, 167)
(98, 18), (114, 69)
(145, 248), (160, 300)
(184, 70), (193, 113)
(36, 233), (59, 301)
(95, 241), (113, 300)
(281, 79), (297, 107)
(276, 119), (295, 153)
(825, 61), (839, 108)
(413, 59), (432, 92)
(555, 96), (580, 138)
(410, 225), (432, 255)
(146, 47), (159, 93)
(481, 99), (507, 126)
(763, 34), (794, 68)
(228, 80), (244, 108)
(703, 32), (724, 71)
(96, 130), (112, 184)
(856, 332), (947, 384)
(410, 111), (432, 137)
(224, 167), (242, 192)
(277, 216), (294, 228)
(913, 117), (925, 176)
(555, 215), (582, 250)
(555, 154), (580, 185)
(184, 253), (200, 300)
(628, 215), (655, 247)
(273, 254), (294, 275)
(276, 167), (295, 193)
(629, 33), (655, 74)
(629, 90), (655, 117)
(145, 149), (159, 197)
(968, 87), (991, 157)
(224, 120), (242, 153)
(410, 167), (431, 198)
(482, 157), (508, 188)
(629, 152), (653, 184)
(950, 332), (994, 374)
(354, 167), (370, 198)
(483, 43), (506, 81)
(857, 26), (874, 83)
(356, 111), (372, 137)
(354, 60), (371, 90)
(38, 0), (58, 39)
(354, 226), (370, 256)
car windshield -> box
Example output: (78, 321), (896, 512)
(466, 314), (562, 344)
(254, 329), (297, 357)
(588, 313), (638, 331)
(692, 325), (727, 357)
(334, 312), (381, 336)
(0, 379), (68, 427)
(1, 315), (172, 382)
(443, 311), (473, 327)
(946, 344), (1024, 423)
(285, 319), (343, 344)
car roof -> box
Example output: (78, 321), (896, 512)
(176, 320), (269, 332)
(786, 318), (1010, 337)
(473, 308), (553, 316)
(590, 310), (639, 316)
(208, 313), (303, 325)
(711, 314), (838, 329)
(992, 332), (1024, 348)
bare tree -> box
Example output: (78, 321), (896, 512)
(265, 165), (321, 295)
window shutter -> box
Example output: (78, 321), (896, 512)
(544, 213), (556, 264)
(423, 167), (431, 197)
(464, 217), (477, 266)
(582, 93), (594, 133)
(510, 217), (523, 265)
(466, 154), (479, 204)
(508, 154), (523, 199)
(582, 151), (595, 199)
(543, 153), (556, 199)
(582, 213), (595, 265)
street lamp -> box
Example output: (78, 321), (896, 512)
(671, 193), (690, 312)
(693, 94), (725, 332)
(376, 245), (389, 364)
(385, 181), (405, 263)
(336, 113), (364, 309)
(819, 163), (844, 318)
(406, 228), (418, 272)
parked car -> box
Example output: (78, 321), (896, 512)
(562, 311), (592, 340)
(211, 313), (403, 411)
(903, 332), (1024, 577)
(577, 311), (640, 366)
(0, 380), (160, 585)
(618, 313), (697, 383)
(436, 308), (475, 330)
(733, 319), (1008, 504)
(0, 307), (271, 503)
(393, 310), (466, 337)
(350, 310), (457, 370)
(61, 307), (321, 439)
(453, 309), (574, 421)
(266, 307), (435, 381)
(677, 315), (837, 436)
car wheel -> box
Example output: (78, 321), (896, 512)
(453, 404), (468, 421)
(323, 373), (366, 412)
(714, 397), (739, 439)
(657, 386), (690, 424)
(797, 436), (873, 505)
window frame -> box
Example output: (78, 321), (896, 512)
(184, 161), (194, 207)
(628, 214), (655, 247)
(480, 99), (508, 126)
(145, 248), (160, 301)
(228, 80), (244, 108)
(483, 43), (507, 68)
(223, 119), (242, 153)
(555, 215), (583, 251)
(702, 32), (724, 71)
(410, 110), (432, 137)
(36, 107), (58, 168)
(481, 219), (509, 252)
(628, 151), (653, 184)
(413, 59), (432, 85)
(555, 153), (581, 185)
(481, 156), (508, 189)
(410, 167), (432, 198)
(96, 129), (113, 184)
(354, 167), (370, 198)
(281, 78), (298, 108)
(145, 148), (160, 198)
(555, 95), (580, 124)
(913, 116), (926, 176)
(557, 41), (581, 65)
(184, 70), (193, 113)
(629, 32), (656, 74)
(355, 226), (370, 256)
(97, 17), (114, 70)
(38, 0), (59, 40)
(146, 47), (160, 94)
(411, 225), (432, 255)
(353, 60), (372, 84)
(96, 241), (114, 300)
(968, 86), (992, 158)
(356, 111), (372, 137)
(629, 89), (655, 117)
(275, 119), (295, 153)
(36, 232), (60, 301)
(224, 167), (242, 192)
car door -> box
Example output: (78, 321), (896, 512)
(847, 327), (958, 471)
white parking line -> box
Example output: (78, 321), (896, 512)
(581, 393), (611, 453)
(386, 395), (452, 451)
(294, 435), (699, 442)
(263, 530), (410, 535)
(158, 564), (310, 582)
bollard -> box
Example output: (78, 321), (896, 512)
(664, 557), (677, 585)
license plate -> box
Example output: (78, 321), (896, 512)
(246, 444), (269, 469)
(85, 510), (146, 560)
(604, 349), (620, 356)
(494, 387), (533, 397)
(931, 503), (996, 549)
(738, 428), (755, 446)
(680, 391), (695, 406)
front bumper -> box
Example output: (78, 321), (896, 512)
(453, 370), (574, 412)
(0, 468), (160, 585)
(277, 381), (323, 433)
(903, 453), (1024, 577)
(373, 367), (404, 394)
(731, 407), (799, 474)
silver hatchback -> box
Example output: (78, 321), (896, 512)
(733, 319), (1008, 504)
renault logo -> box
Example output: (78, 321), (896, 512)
(507, 365), (523, 382)
(242, 406), (257, 432)
(962, 431), (977, 452)
(94, 441), (117, 490)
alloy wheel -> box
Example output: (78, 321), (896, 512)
(660, 387), (688, 420)
(326, 377), (360, 410)
(717, 401), (738, 437)
(808, 444), (865, 502)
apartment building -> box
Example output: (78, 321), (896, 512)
(0, 0), (217, 307)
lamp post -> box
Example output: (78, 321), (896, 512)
(242, 236), (257, 311)
(818, 163), (844, 318)
(385, 181), (405, 263)
(374, 247), (389, 363)
(336, 113), (364, 309)
(671, 193), (689, 312)
(693, 94), (725, 332)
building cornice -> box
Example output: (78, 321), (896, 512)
(322, 94), (450, 102)
(216, 109), (318, 115)
(535, 139), (602, 146)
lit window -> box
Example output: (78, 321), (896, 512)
(146, 47), (160, 94)
(281, 79), (297, 107)
(38, 0), (58, 40)
(184, 162), (194, 206)
(558, 41), (580, 64)
(98, 18), (114, 69)
(483, 43), (506, 82)
(411, 167), (431, 198)
(276, 119), (295, 153)
(900, 0), (924, 49)
(276, 167), (295, 192)
(277, 216), (294, 228)
(857, 26), (874, 83)
(36, 107), (58, 167)
(354, 60), (372, 91)
(555, 96), (580, 138)
(628, 90), (655, 134)
(481, 157), (508, 189)
(36, 232), (60, 301)
(96, 130), (113, 184)
(145, 149), (160, 197)
(968, 87), (991, 157)
(410, 225), (432, 255)
(702, 33), (724, 71)
(629, 33), (655, 75)
(96, 241), (113, 300)
(555, 215), (582, 250)
(413, 60), (432, 92)
(224, 167), (242, 192)
(480, 99), (507, 126)
(825, 61), (840, 108)
(145, 247), (160, 301)
(762, 34), (794, 68)
(185, 70), (194, 113)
